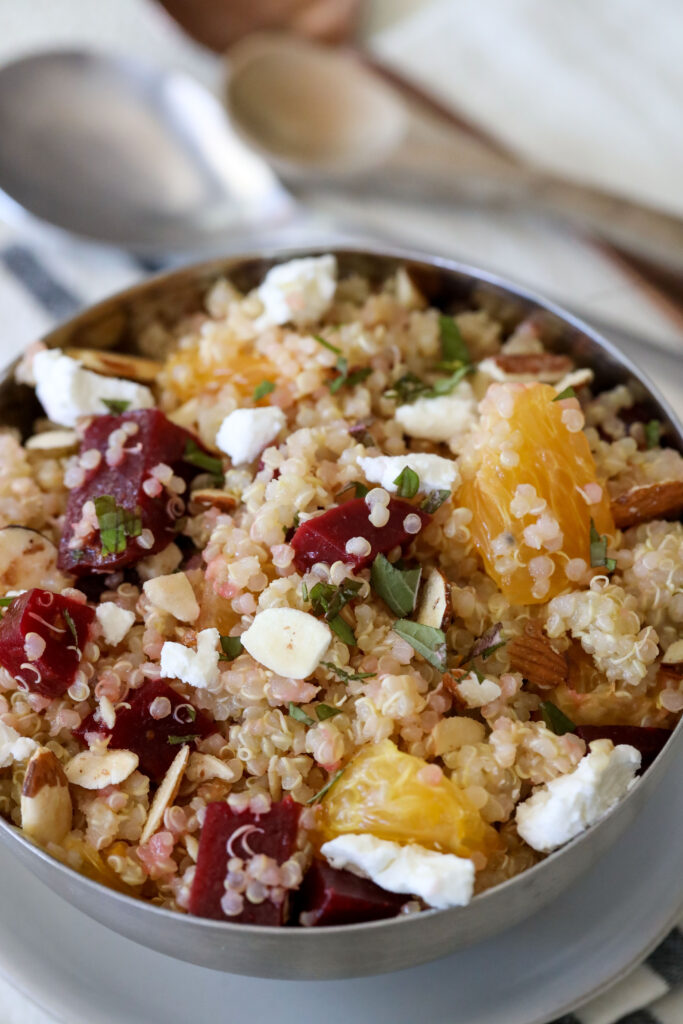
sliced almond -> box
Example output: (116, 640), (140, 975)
(554, 367), (594, 394)
(21, 748), (72, 845)
(25, 429), (79, 457)
(662, 639), (683, 665)
(190, 488), (237, 512)
(143, 572), (200, 623)
(484, 352), (573, 383)
(508, 631), (568, 689)
(140, 745), (189, 844)
(65, 748), (139, 789)
(241, 607), (331, 679)
(0, 527), (68, 592)
(186, 752), (240, 784)
(65, 347), (162, 383)
(611, 480), (683, 529)
(416, 568), (451, 630)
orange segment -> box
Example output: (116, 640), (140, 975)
(459, 382), (614, 604)
(318, 739), (500, 860)
(162, 344), (277, 403)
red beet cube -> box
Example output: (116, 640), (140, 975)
(296, 859), (405, 927)
(0, 588), (94, 697)
(291, 497), (430, 572)
(76, 679), (214, 782)
(189, 799), (302, 925)
(58, 409), (216, 574)
(575, 725), (672, 773)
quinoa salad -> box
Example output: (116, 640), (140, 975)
(0, 254), (681, 927)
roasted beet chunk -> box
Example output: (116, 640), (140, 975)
(189, 799), (302, 925)
(575, 725), (672, 773)
(296, 859), (405, 926)
(0, 588), (94, 697)
(76, 679), (214, 782)
(291, 497), (430, 572)
(59, 409), (217, 574)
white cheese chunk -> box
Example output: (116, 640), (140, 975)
(395, 381), (477, 444)
(516, 740), (641, 853)
(160, 628), (220, 689)
(455, 672), (502, 708)
(254, 255), (337, 330)
(215, 407), (286, 465)
(95, 603), (136, 647)
(32, 349), (154, 428)
(143, 572), (200, 623)
(358, 453), (459, 494)
(0, 720), (38, 768)
(241, 607), (331, 679)
(321, 833), (475, 909)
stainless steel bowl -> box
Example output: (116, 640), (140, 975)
(0, 247), (680, 979)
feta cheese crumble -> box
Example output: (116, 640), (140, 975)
(358, 454), (459, 494)
(0, 720), (38, 768)
(95, 603), (136, 647)
(515, 740), (641, 852)
(395, 381), (477, 446)
(455, 672), (502, 708)
(215, 407), (286, 465)
(32, 349), (154, 428)
(241, 607), (331, 679)
(254, 255), (337, 330)
(160, 628), (220, 689)
(321, 833), (475, 909)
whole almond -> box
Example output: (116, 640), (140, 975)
(611, 480), (683, 529)
(21, 748), (72, 845)
(494, 353), (573, 380)
(508, 633), (568, 689)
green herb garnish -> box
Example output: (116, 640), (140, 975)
(63, 609), (79, 647)
(0, 597), (14, 607)
(252, 380), (275, 401)
(101, 398), (130, 414)
(289, 702), (315, 727)
(392, 619), (447, 672)
(321, 661), (375, 683)
(424, 363), (472, 397)
(420, 490), (451, 514)
(328, 359), (372, 394)
(540, 701), (576, 736)
(329, 616), (357, 646)
(301, 581), (309, 602)
(553, 386), (577, 402)
(438, 314), (470, 365)
(393, 466), (419, 499)
(305, 768), (345, 805)
(645, 419), (661, 449)
(480, 640), (506, 660)
(94, 495), (142, 556)
(167, 734), (200, 746)
(183, 440), (223, 483)
(370, 554), (421, 618)
(308, 579), (362, 647)
(338, 481), (369, 499)
(316, 703), (343, 721)
(219, 635), (243, 661)
(314, 334), (342, 356)
(384, 372), (430, 403)
(589, 518), (616, 572)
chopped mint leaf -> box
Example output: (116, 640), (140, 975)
(393, 466), (419, 499)
(289, 702), (315, 727)
(438, 314), (470, 365)
(305, 767), (345, 805)
(329, 614), (357, 646)
(553, 386), (577, 402)
(339, 481), (369, 499)
(0, 597), (14, 607)
(316, 703), (343, 721)
(219, 635), (243, 661)
(321, 661), (375, 683)
(420, 489), (451, 513)
(63, 609), (79, 647)
(183, 440), (223, 483)
(370, 554), (421, 618)
(101, 398), (130, 414)
(252, 380), (275, 401)
(314, 334), (342, 356)
(393, 618), (447, 672)
(167, 734), (200, 745)
(94, 495), (142, 556)
(589, 518), (616, 571)
(540, 701), (576, 736)
(645, 419), (661, 449)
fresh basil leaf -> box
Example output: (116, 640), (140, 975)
(219, 635), (243, 661)
(540, 700), (576, 736)
(167, 734), (200, 745)
(589, 518), (616, 571)
(645, 419), (661, 449)
(393, 466), (419, 498)
(94, 495), (142, 556)
(101, 398), (130, 414)
(553, 386), (577, 402)
(305, 767), (345, 805)
(420, 489), (451, 514)
(183, 440), (223, 482)
(371, 554), (421, 618)
(329, 614), (356, 646)
(252, 380), (275, 401)
(316, 703), (343, 721)
(393, 618), (447, 671)
(321, 661), (375, 683)
(309, 580), (362, 622)
(314, 334), (342, 356)
(338, 481), (369, 499)
(439, 314), (470, 365)
(289, 702), (315, 727)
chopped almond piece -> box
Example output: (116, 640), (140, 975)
(65, 348), (162, 383)
(508, 631), (568, 689)
(190, 488), (237, 512)
(611, 480), (683, 529)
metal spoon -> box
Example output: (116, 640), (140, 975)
(225, 33), (683, 274)
(0, 49), (300, 254)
